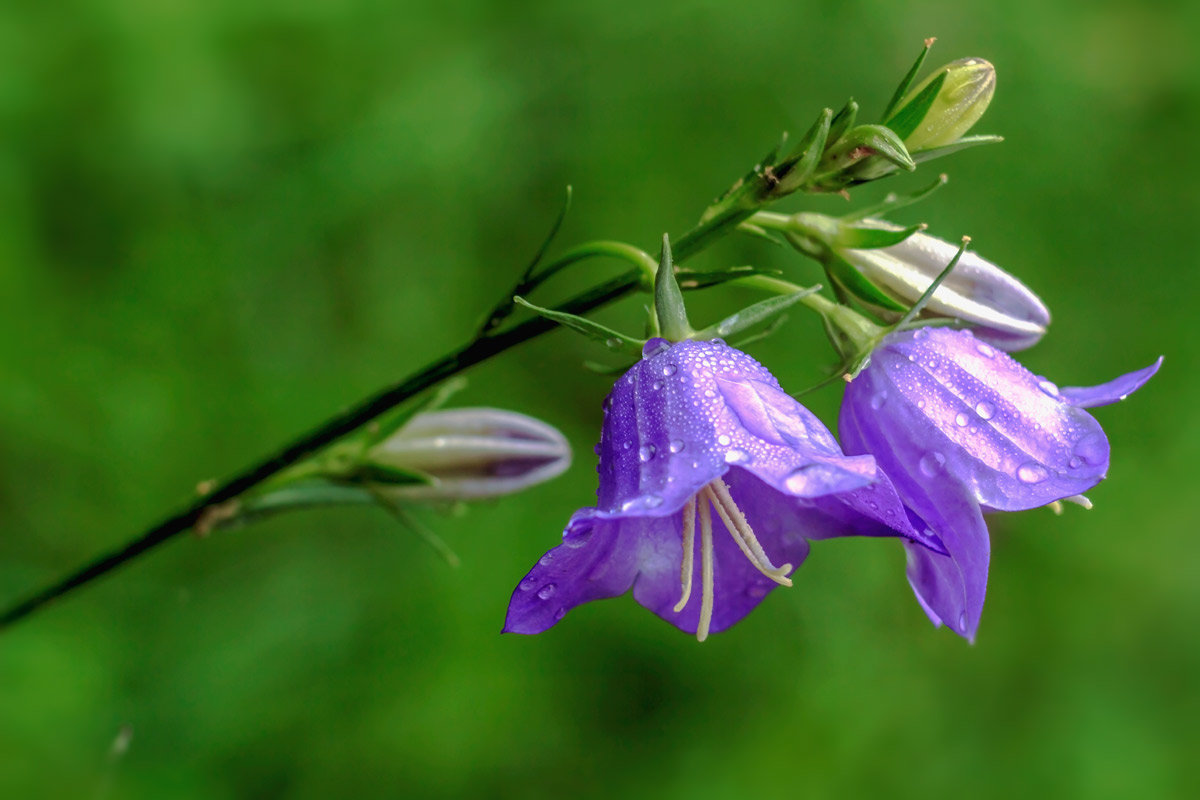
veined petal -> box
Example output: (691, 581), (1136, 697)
(863, 328), (1109, 511)
(1059, 357), (1163, 409)
(596, 339), (875, 518)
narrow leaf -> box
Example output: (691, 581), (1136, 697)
(885, 70), (946, 141)
(775, 108), (832, 193)
(676, 265), (784, 291)
(896, 235), (971, 327)
(836, 222), (925, 250)
(826, 99), (859, 148)
(842, 174), (948, 222)
(818, 250), (907, 312)
(514, 296), (644, 352)
(654, 234), (692, 339)
(911, 134), (1004, 164)
(881, 38), (936, 120)
(694, 286), (821, 340)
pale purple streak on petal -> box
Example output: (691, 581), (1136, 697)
(1059, 357), (1163, 409)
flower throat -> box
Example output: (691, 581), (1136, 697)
(675, 477), (794, 641)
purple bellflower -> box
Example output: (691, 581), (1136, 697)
(839, 326), (1161, 641)
(505, 337), (943, 641)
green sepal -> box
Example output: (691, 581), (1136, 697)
(826, 99), (859, 148)
(774, 108), (832, 194)
(842, 174), (948, 222)
(911, 134), (1004, 164)
(513, 295), (644, 353)
(693, 285), (821, 340)
(653, 234), (693, 340)
(894, 235), (971, 327)
(677, 265), (784, 291)
(736, 222), (788, 247)
(352, 463), (436, 487)
(834, 222), (925, 250)
(217, 479), (376, 531)
(881, 39), (936, 121)
(846, 124), (916, 171)
(818, 249), (907, 313)
(885, 70), (947, 141)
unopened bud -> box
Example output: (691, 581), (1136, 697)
(371, 408), (572, 500)
(842, 222), (1049, 351)
(897, 57), (995, 152)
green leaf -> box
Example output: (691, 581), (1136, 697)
(514, 296), (644, 353)
(911, 134), (1004, 164)
(835, 222), (925, 250)
(881, 38), (936, 120)
(885, 70), (946, 141)
(694, 286), (821, 340)
(354, 463), (436, 487)
(728, 313), (789, 349)
(676, 265), (784, 291)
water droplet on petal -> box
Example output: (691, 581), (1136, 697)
(538, 552), (554, 567)
(784, 463), (844, 496)
(976, 343), (996, 358)
(955, 413), (969, 427)
(537, 583), (557, 600)
(644, 494), (664, 508)
(1073, 433), (1107, 466)
(957, 611), (968, 631)
(913, 328), (929, 340)
(519, 576), (538, 591)
(1038, 379), (1060, 398)
(717, 434), (731, 446)
(622, 440), (632, 450)
(642, 338), (670, 357)
(870, 391), (887, 410)
(1016, 462), (1049, 484)
(724, 449), (751, 465)
(638, 444), (657, 462)
(651, 380), (663, 391)
(669, 439), (685, 454)
(553, 607), (567, 621)
(1068, 457), (1083, 469)
(917, 399), (927, 410)
(975, 401), (995, 420)
(662, 363), (677, 377)
(919, 452), (945, 477)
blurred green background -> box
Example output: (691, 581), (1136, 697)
(2, 0), (1197, 797)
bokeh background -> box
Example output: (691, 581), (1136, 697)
(2, 0), (1197, 797)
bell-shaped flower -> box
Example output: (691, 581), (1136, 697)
(841, 223), (1050, 351)
(839, 326), (1161, 640)
(370, 407), (571, 500)
(504, 338), (943, 641)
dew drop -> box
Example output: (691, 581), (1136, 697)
(553, 607), (567, 621)
(669, 439), (685, 454)
(662, 363), (678, 377)
(869, 391), (887, 411)
(642, 338), (670, 357)
(644, 494), (664, 508)
(538, 552), (554, 567)
(622, 440), (632, 450)
(1068, 456), (1083, 469)
(691, 460), (701, 469)
(917, 399), (927, 410)
(536, 583), (557, 600)
(724, 449), (751, 465)
(913, 328), (929, 340)
(1016, 462), (1049, 484)
(519, 576), (538, 591)
(976, 343), (996, 358)
(918, 451), (945, 477)
(651, 380), (663, 391)
(975, 401), (995, 420)
(638, 444), (657, 462)
(784, 463), (843, 495)
(604, 338), (622, 351)
(1073, 433), (1107, 465)
(1038, 379), (1060, 398)
(957, 611), (968, 632)
(717, 434), (732, 446)
(955, 413), (969, 427)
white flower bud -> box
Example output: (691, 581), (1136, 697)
(371, 408), (571, 500)
(843, 222), (1050, 351)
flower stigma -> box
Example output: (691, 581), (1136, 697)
(672, 476), (794, 641)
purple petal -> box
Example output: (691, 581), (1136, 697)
(1059, 357), (1162, 409)
(595, 339), (875, 518)
(503, 510), (651, 634)
(856, 328), (1110, 511)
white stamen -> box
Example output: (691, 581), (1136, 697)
(674, 495), (697, 613)
(697, 496), (714, 642)
(705, 480), (792, 585)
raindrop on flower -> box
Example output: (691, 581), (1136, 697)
(1016, 462), (1049, 484)
(919, 451), (946, 477)
(638, 444), (657, 462)
(724, 449), (750, 465)
(537, 583), (557, 600)
(955, 413), (969, 427)
(669, 439), (685, 454)
(975, 401), (996, 420)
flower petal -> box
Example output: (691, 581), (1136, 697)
(1058, 357), (1163, 409)
(596, 339), (875, 517)
(862, 328), (1109, 511)
(503, 510), (652, 634)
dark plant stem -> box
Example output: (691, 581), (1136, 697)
(0, 271), (642, 630)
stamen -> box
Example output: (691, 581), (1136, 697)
(673, 495), (697, 613)
(704, 480), (793, 586)
(697, 496), (714, 642)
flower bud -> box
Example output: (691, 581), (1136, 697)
(842, 222), (1049, 351)
(370, 408), (571, 500)
(897, 58), (995, 152)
